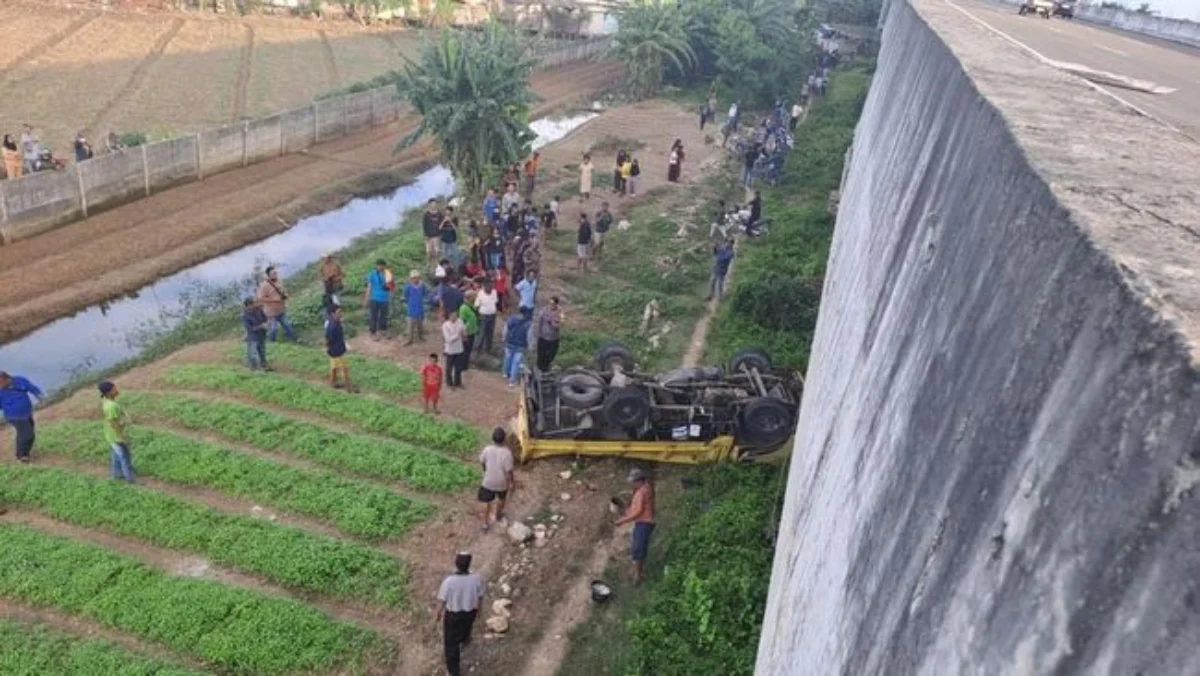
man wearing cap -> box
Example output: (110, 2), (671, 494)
(436, 551), (485, 676)
(402, 270), (429, 346)
(0, 371), (43, 463)
(615, 468), (656, 585)
(363, 259), (393, 339)
(99, 382), (135, 483)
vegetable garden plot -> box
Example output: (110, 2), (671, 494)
(123, 392), (478, 491)
(162, 365), (480, 454)
(0, 465), (408, 608)
(222, 343), (421, 397)
(0, 524), (382, 674)
(38, 422), (434, 541)
(0, 618), (206, 676)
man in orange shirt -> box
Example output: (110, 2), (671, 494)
(615, 467), (656, 585)
(523, 152), (540, 199)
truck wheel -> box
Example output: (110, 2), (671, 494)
(730, 348), (772, 374)
(559, 370), (606, 408)
(602, 387), (651, 429)
(739, 397), (794, 447)
(594, 342), (636, 373)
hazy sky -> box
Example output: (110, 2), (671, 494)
(1141, 0), (1200, 20)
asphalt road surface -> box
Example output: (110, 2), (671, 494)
(952, 0), (1200, 139)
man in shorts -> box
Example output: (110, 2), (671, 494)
(576, 213), (592, 274)
(593, 202), (612, 260)
(477, 428), (515, 532)
(325, 306), (355, 391)
(615, 468), (656, 585)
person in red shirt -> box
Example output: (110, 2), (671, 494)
(494, 268), (510, 314)
(422, 353), (443, 415)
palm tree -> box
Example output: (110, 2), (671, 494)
(609, 0), (695, 99)
(396, 23), (538, 193)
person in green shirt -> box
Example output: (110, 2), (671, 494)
(460, 292), (480, 371)
(99, 381), (135, 484)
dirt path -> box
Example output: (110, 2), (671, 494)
(0, 60), (622, 345)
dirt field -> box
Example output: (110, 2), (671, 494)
(0, 58), (623, 344)
(0, 2), (422, 151)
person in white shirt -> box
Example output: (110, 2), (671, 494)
(474, 278), (500, 355)
(478, 428), (515, 531)
(790, 103), (803, 131)
(437, 551), (485, 676)
(442, 310), (466, 388)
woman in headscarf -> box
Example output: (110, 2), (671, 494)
(2, 135), (22, 179)
(667, 139), (684, 183)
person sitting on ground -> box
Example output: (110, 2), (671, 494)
(325, 305), (355, 392)
(478, 428), (515, 530)
(422, 353), (443, 415)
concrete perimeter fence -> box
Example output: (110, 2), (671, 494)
(0, 36), (612, 245)
(1075, 5), (1200, 48)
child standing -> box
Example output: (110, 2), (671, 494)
(422, 353), (443, 414)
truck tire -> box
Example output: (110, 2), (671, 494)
(559, 370), (606, 409)
(602, 387), (651, 429)
(594, 342), (636, 373)
(739, 397), (794, 448)
(730, 348), (772, 374)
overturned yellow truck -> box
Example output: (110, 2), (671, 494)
(516, 344), (803, 465)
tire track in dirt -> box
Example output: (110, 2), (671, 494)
(232, 23), (255, 121)
(87, 18), (186, 136)
(0, 60), (622, 343)
(318, 29), (342, 89)
(0, 12), (97, 85)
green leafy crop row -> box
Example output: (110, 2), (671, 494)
(162, 364), (481, 455)
(223, 342), (421, 397)
(38, 421), (434, 541)
(0, 524), (383, 674)
(0, 465), (407, 608)
(0, 618), (206, 676)
(123, 392), (479, 491)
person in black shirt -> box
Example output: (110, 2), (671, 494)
(441, 206), (460, 264)
(423, 199), (443, 266)
(748, 190), (762, 227)
(576, 213), (592, 274)
(482, 230), (504, 271)
(325, 306), (355, 391)
(593, 202), (613, 260)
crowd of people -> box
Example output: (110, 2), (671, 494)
(0, 124), (133, 180)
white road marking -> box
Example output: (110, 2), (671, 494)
(942, 0), (1195, 142)
(1095, 44), (1128, 56)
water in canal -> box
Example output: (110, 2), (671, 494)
(0, 113), (597, 394)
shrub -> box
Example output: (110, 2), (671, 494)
(38, 421), (434, 541)
(0, 524), (382, 673)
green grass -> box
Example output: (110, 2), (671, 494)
(162, 364), (481, 455)
(704, 67), (872, 372)
(0, 619), (205, 676)
(38, 421), (433, 541)
(0, 524), (383, 674)
(0, 465), (408, 608)
(222, 342), (421, 397)
(122, 392), (478, 491)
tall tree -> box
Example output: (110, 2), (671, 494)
(609, 0), (695, 99)
(396, 23), (537, 193)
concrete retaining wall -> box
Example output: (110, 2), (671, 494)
(1078, 5), (1200, 48)
(756, 0), (1200, 674)
(0, 36), (611, 243)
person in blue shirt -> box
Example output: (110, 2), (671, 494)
(363, 259), (393, 339)
(483, 189), (499, 228)
(502, 307), (534, 388)
(516, 270), (538, 312)
(708, 239), (736, 301)
(403, 270), (429, 346)
(0, 371), (43, 463)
